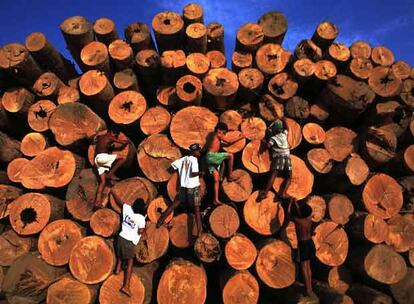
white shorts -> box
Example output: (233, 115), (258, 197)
(94, 153), (117, 175)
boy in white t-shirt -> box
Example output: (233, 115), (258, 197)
(156, 143), (203, 236)
(110, 190), (146, 297)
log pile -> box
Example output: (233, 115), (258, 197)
(0, 3), (413, 304)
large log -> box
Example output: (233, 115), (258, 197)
(360, 126), (397, 167)
(302, 123), (326, 145)
(206, 50), (226, 68)
(222, 130), (246, 153)
(57, 85), (80, 104)
(323, 127), (357, 162)
(235, 23), (264, 53)
(203, 68), (238, 110)
(368, 66), (402, 98)
(90, 208), (120, 237)
(306, 195), (326, 223)
(33, 72), (64, 99)
(389, 267), (414, 304)
(47, 276), (98, 304)
(99, 272), (145, 304)
(156, 86), (177, 108)
(209, 204), (240, 239)
(224, 233), (257, 270)
(268, 73), (298, 102)
(348, 212), (388, 244)
(400, 78), (414, 107)
(391, 60), (411, 80)
(2, 86), (35, 117)
(0, 229), (33, 266)
(0, 131), (22, 163)
(255, 43), (291, 78)
(241, 117), (266, 141)
(194, 232), (222, 263)
(238, 68), (264, 104)
(311, 21), (339, 50)
(135, 49), (161, 96)
(258, 94), (285, 123)
(108, 90), (147, 126)
(328, 266), (353, 294)
(160, 50), (186, 85)
(350, 41), (371, 59)
(134, 262), (159, 304)
(136, 223), (169, 264)
(222, 270), (259, 304)
(371, 46), (394, 66)
(284, 96), (310, 120)
(242, 140), (271, 174)
(108, 40), (134, 71)
(385, 214), (414, 253)
(231, 51), (252, 73)
(140, 106), (171, 135)
(219, 110), (242, 130)
(147, 196), (173, 224)
(166, 172), (206, 202)
(222, 169), (253, 202)
(294, 39), (323, 63)
(186, 52), (210, 79)
(347, 57), (373, 80)
(169, 213), (197, 248)
(348, 284), (392, 304)
(327, 42), (350, 69)
(258, 11), (288, 44)
(93, 17), (119, 45)
(6, 158), (29, 183)
(124, 22), (155, 53)
(326, 194), (354, 225)
(27, 99), (56, 132)
(152, 12), (185, 54)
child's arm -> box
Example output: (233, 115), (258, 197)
(110, 190), (124, 208)
(221, 132), (245, 145)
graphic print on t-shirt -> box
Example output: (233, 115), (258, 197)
(124, 215), (136, 229)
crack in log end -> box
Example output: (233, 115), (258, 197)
(183, 82), (196, 94)
(17, 269), (46, 296)
(380, 74), (393, 85)
(34, 106), (48, 119)
(121, 101), (133, 112)
(271, 83), (285, 95)
(20, 207), (37, 226)
(267, 54), (278, 61)
(215, 77), (226, 87)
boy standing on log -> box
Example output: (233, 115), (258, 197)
(258, 118), (292, 201)
(93, 130), (129, 208)
(157, 143), (204, 236)
(205, 122), (244, 205)
(111, 190), (146, 297)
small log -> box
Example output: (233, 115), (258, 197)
(124, 22), (155, 53)
(306, 195), (326, 223)
(0, 229), (33, 266)
(392, 60), (411, 80)
(68, 76), (80, 88)
(108, 39), (133, 71)
(0, 43), (43, 86)
(160, 50), (186, 85)
(350, 41), (371, 59)
(47, 276), (98, 304)
(219, 110), (242, 130)
(20, 132), (48, 157)
(255, 43), (291, 78)
(194, 232), (222, 263)
(243, 191), (284, 235)
(2, 86), (35, 117)
(311, 21), (339, 50)
(255, 240), (295, 288)
(312, 221), (349, 266)
(373, 100), (411, 138)
(292, 58), (315, 85)
(134, 262), (159, 304)
(156, 86), (177, 108)
(207, 22), (225, 52)
(108, 90), (147, 126)
(231, 51), (252, 73)
(314, 59), (337, 81)
(0, 132), (22, 163)
(166, 172), (206, 202)
(206, 50), (226, 68)
(186, 52), (210, 79)
(137, 134), (181, 183)
(183, 3), (204, 25)
(389, 267), (414, 304)
(60, 16), (94, 67)
(306, 148), (334, 174)
(328, 266), (353, 294)
(135, 49), (161, 96)
(235, 23), (264, 53)
(152, 12), (185, 54)
(348, 57), (373, 80)
(222, 169), (252, 203)
(33, 72), (64, 99)
(302, 123), (326, 145)
(242, 140), (271, 173)
(0, 184), (22, 219)
(323, 127), (357, 162)
(9, 193), (65, 235)
(57, 85), (80, 104)
(99, 272), (145, 304)
(294, 39), (323, 62)
(27, 99), (56, 132)
(168, 213), (197, 248)
(170, 106), (218, 149)
(368, 66), (402, 97)
(222, 270), (259, 304)
(147, 196), (173, 224)
(273, 155), (314, 200)
(209, 204), (240, 239)
(285, 96), (310, 120)
(327, 194), (354, 225)
(176, 74), (203, 107)
(386, 214), (414, 253)
(241, 117), (266, 141)
(6, 158), (28, 183)
(93, 17), (119, 45)
(186, 23), (207, 54)
(326, 42), (350, 69)
(225, 233), (257, 270)
(90, 208), (120, 237)
(25, 32), (77, 81)
(310, 103), (330, 123)
(268, 73), (298, 102)
(157, 259), (207, 304)
(258, 11), (288, 44)
(136, 222), (169, 264)
(371, 46), (394, 66)
(238, 68), (264, 104)
(344, 154), (370, 186)
(360, 126), (397, 166)
(203, 68), (238, 110)
(140, 106), (171, 135)
(400, 78), (414, 107)
(38, 219), (85, 266)
(362, 173), (403, 219)
(113, 68), (140, 92)
(258, 94), (284, 123)
(69, 236), (115, 284)
(222, 131), (246, 153)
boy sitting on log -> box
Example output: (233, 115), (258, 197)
(157, 143), (203, 236)
(110, 190), (147, 297)
(93, 129), (129, 208)
(204, 122), (244, 205)
(258, 118), (292, 201)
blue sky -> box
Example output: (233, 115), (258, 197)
(1, 0), (413, 68)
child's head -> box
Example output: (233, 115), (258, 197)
(215, 122), (228, 139)
(189, 143), (202, 157)
(132, 198), (146, 214)
(269, 120), (284, 135)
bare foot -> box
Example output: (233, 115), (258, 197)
(213, 199), (223, 205)
(227, 175), (236, 182)
(114, 267), (121, 275)
(120, 287), (132, 297)
(94, 202), (103, 209)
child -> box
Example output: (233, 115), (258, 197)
(205, 122), (243, 205)
(111, 190), (146, 297)
(93, 129), (129, 208)
(258, 118), (292, 201)
(157, 143), (203, 236)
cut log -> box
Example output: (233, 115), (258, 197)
(268, 73), (298, 102)
(27, 99), (56, 132)
(314, 59), (337, 81)
(206, 50), (226, 68)
(343, 154), (370, 186)
(312, 221), (349, 266)
(108, 39), (134, 71)
(0, 229), (33, 266)
(33, 72), (64, 99)
(6, 158), (28, 183)
(327, 266), (353, 294)
(167, 172), (206, 202)
(207, 22), (225, 52)
(386, 214), (414, 253)
(313, 281), (354, 304)
(311, 21), (339, 50)
(242, 140), (271, 174)
(170, 106), (218, 149)
(209, 204), (240, 239)
(222, 270), (259, 304)
(136, 222), (169, 264)
(349, 212), (388, 244)
(135, 49), (161, 96)
(235, 23), (264, 53)
(69, 236), (115, 284)
(241, 117), (266, 140)
(156, 86), (177, 108)
(273, 155), (314, 200)
(255, 43), (291, 78)
(243, 191), (284, 235)
(183, 3), (204, 25)
(327, 42), (350, 69)
(222, 169), (253, 202)
(137, 133), (181, 183)
(306, 148), (334, 174)
(186, 52), (210, 79)
(302, 123), (325, 145)
(222, 130), (246, 153)
(350, 41), (371, 59)
(238, 68), (264, 104)
(157, 259), (207, 304)
(108, 90), (147, 126)
(20, 132), (48, 157)
(93, 17), (119, 45)
(389, 267), (414, 304)
(362, 173), (403, 219)
(176, 74), (203, 107)
(327, 194), (354, 225)
(282, 117), (303, 149)
(323, 127), (357, 162)
(99, 272), (145, 304)
(392, 60), (411, 80)
(57, 85), (80, 104)
(147, 196), (173, 224)
(373, 100), (411, 138)
(294, 39), (323, 62)
(361, 126), (397, 166)
(348, 284), (392, 304)
(306, 195), (326, 223)
(113, 68), (140, 92)
(400, 78), (414, 107)
(38, 219), (85, 266)
(47, 276), (98, 304)
(219, 110), (242, 130)
(258, 11), (288, 44)
(285, 96), (310, 120)
(49, 102), (106, 147)
(371, 46), (394, 66)
(0, 184), (22, 219)
(368, 66), (402, 98)
(0, 132), (22, 163)
(231, 51), (252, 73)
(9, 193), (65, 235)
(348, 57), (373, 80)
(124, 22), (155, 53)
(186, 23), (207, 54)
(140, 106), (171, 135)
(160, 50), (186, 85)
(225, 233), (257, 270)
(152, 11), (184, 54)
(2, 86), (35, 116)
(90, 208), (120, 237)
(292, 58), (315, 85)
(169, 213), (197, 248)
(194, 232), (222, 263)
(134, 262), (159, 304)
(258, 94), (284, 123)
(255, 239), (295, 288)
(310, 103), (330, 122)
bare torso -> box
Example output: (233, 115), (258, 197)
(207, 134), (221, 153)
(95, 135), (115, 156)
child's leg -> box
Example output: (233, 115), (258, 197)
(194, 206), (203, 236)
(280, 170), (292, 198)
(107, 157), (127, 181)
(226, 153), (235, 181)
(301, 260), (313, 296)
(115, 258), (122, 275)
(95, 173), (107, 208)
(212, 170), (222, 205)
(156, 199), (181, 228)
(258, 170), (278, 201)
(120, 258), (133, 297)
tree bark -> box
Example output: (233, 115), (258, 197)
(207, 22), (225, 53)
(0, 229), (33, 266)
(93, 17), (119, 46)
(108, 39), (134, 71)
(311, 21), (339, 51)
(0, 132), (22, 164)
(124, 22), (155, 53)
(186, 23), (207, 54)
(258, 11), (288, 44)
(235, 23), (264, 53)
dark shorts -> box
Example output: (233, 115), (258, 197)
(296, 239), (316, 262)
(177, 186), (201, 207)
(271, 155), (292, 172)
(116, 235), (136, 260)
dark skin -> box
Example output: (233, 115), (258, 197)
(156, 149), (204, 236)
(94, 131), (129, 208)
(111, 190), (146, 297)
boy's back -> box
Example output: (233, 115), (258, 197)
(171, 155), (200, 188)
(119, 204), (146, 245)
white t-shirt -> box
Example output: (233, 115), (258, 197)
(269, 130), (290, 157)
(119, 204), (146, 245)
(171, 155), (200, 189)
